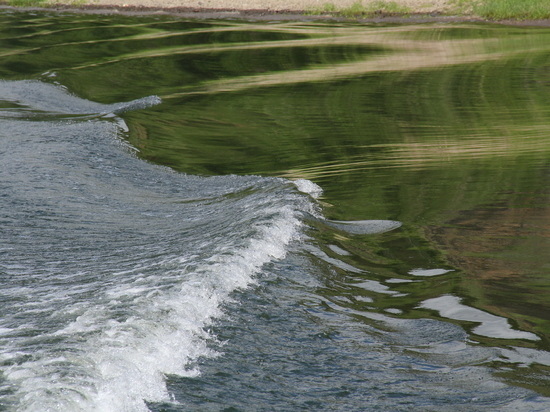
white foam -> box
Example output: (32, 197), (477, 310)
(293, 179), (323, 199)
(3, 206), (303, 412)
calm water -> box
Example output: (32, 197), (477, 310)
(1, 10), (550, 411)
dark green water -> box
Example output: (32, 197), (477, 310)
(1, 9), (550, 410)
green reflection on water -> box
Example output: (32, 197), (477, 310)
(121, 23), (550, 359)
(1, 11), (549, 392)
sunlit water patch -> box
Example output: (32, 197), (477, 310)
(1, 11), (550, 411)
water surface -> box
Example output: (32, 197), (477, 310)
(0, 10), (549, 411)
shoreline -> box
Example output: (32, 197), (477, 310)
(1, 2), (550, 26)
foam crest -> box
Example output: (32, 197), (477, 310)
(3, 204), (303, 411)
(293, 179), (323, 199)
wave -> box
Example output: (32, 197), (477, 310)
(0, 80), (320, 411)
(0, 80), (161, 117)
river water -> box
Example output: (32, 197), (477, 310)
(0, 9), (549, 411)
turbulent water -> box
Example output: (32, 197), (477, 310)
(1, 79), (322, 410)
(1, 10), (550, 411)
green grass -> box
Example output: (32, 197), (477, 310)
(4, 0), (86, 6)
(475, 0), (550, 20)
(4, 0), (47, 5)
(310, 1), (411, 17)
(365, 0), (411, 13)
(311, 0), (550, 20)
(452, 0), (550, 20)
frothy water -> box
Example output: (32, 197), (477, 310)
(0, 80), (317, 410)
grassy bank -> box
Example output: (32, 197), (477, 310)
(467, 0), (550, 20)
(2, 0), (550, 21)
(310, 0), (550, 20)
(309, 1), (412, 17)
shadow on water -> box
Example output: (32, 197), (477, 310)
(1, 9), (550, 408)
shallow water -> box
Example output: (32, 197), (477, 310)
(0, 10), (549, 411)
